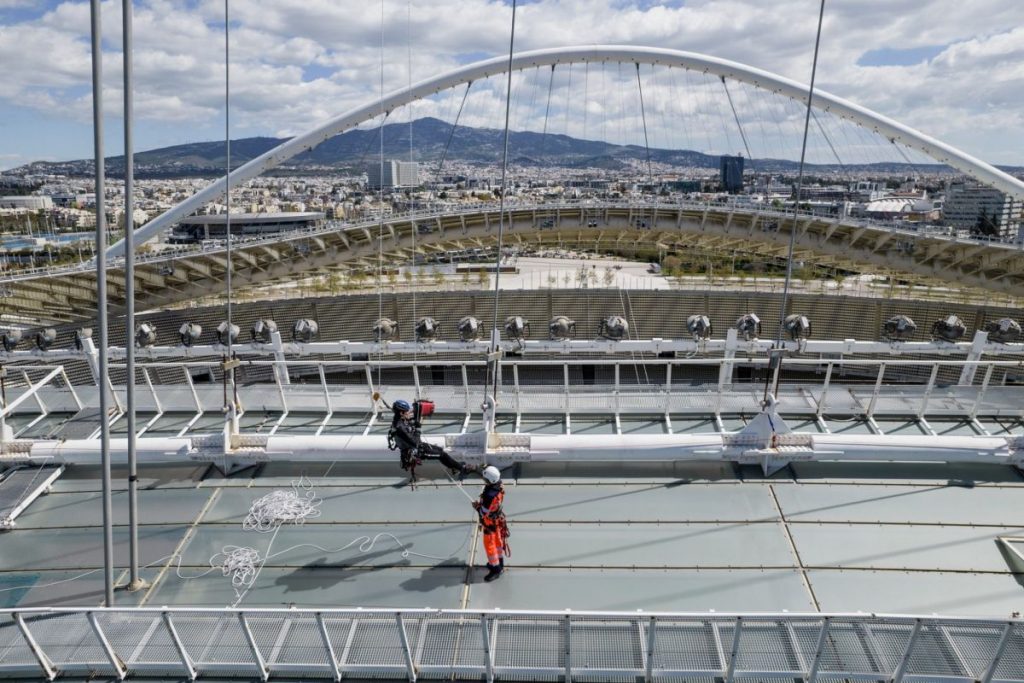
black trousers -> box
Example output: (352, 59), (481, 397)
(406, 442), (464, 471)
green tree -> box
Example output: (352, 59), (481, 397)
(974, 208), (999, 237)
(662, 255), (682, 274)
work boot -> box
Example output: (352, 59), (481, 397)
(484, 563), (503, 582)
(457, 464), (479, 482)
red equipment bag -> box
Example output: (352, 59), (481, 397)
(415, 399), (435, 419)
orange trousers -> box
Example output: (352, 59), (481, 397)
(482, 528), (504, 565)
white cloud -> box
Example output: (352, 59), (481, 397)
(0, 0), (1022, 165)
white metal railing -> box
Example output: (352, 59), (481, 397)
(0, 608), (1019, 682)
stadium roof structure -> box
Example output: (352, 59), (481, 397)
(0, 288), (1023, 680)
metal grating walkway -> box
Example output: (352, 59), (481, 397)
(0, 608), (1020, 682)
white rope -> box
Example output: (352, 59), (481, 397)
(0, 475), (474, 606)
(241, 477), (322, 532)
(218, 545), (263, 588)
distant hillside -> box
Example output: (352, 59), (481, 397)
(13, 116), (1023, 178)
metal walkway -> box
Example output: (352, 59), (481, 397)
(0, 608), (1021, 682)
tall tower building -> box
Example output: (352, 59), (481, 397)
(943, 182), (1022, 241)
(367, 160), (420, 190)
(719, 155), (744, 194)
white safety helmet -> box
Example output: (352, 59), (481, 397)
(482, 466), (501, 484)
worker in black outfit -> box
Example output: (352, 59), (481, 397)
(388, 399), (475, 479)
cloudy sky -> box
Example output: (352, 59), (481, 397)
(1, 0), (1023, 171)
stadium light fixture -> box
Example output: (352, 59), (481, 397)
(373, 317), (399, 342)
(931, 315), (966, 342)
(1, 329), (22, 352)
(35, 328), (56, 351)
(883, 315), (916, 341)
(783, 314), (812, 341)
(735, 313), (761, 341)
(178, 322), (202, 347)
(504, 315), (530, 340)
(135, 323), (157, 348)
(598, 315), (629, 341)
(686, 314), (712, 340)
(985, 318), (1022, 344)
(216, 321), (239, 346)
(415, 317), (440, 342)
(549, 316), (576, 341)
(457, 316), (481, 342)
(292, 318), (319, 343)
(251, 319), (278, 344)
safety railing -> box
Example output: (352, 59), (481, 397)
(0, 608), (1019, 682)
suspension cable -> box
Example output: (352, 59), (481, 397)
(582, 61), (589, 142)
(775, 0), (827, 358)
(407, 0), (417, 373)
(721, 76), (755, 174)
(375, 0), (386, 394)
(891, 139), (924, 182)
(635, 63), (653, 185)
(812, 110), (848, 173)
(224, 0), (235, 413)
(486, 0), (518, 406)
(540, 64), (555, 159)
(436, 82), (472, 177)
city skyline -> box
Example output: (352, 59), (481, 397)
(1, 0), (1023, 171)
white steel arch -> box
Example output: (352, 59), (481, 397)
(108, 45), (1024, 258)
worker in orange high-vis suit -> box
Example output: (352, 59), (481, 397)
(473, 466), (509, 582)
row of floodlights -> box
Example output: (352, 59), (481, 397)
(882, 315), (1022, 343)
(371, 315), (634, 342)
(2, 314), (1020, 352)
(0, 319), (322, 352)
(707, 313), (1022, 344)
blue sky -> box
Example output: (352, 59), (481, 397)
(1, 0), (1023, 170)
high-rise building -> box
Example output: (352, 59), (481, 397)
(367, 160), (420, 189)
(719, 155), (744, 193)
(943, 182), (1023, 241)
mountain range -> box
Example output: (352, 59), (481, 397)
(14, 116), (1022, 178)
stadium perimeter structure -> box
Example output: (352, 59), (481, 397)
(3, 48), (1024, 681)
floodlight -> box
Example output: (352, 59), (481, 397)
(251, 319), (278, 344)
(549, 316), (576, 341)
(135, 323), (157, 348)
(984, 318), (1022, 344)
(783, 314), (812, 341)
(504, 315), (530, 340)
(598, 315), (630, 341)
(373, 317), (399, 342)
(215, 321), (239, 346)
(734, 313), (761, 341)
(931, 315), (966, 342)
(35, 328), (56, 351)
(1, 329), (22, 352)
(415, 317), (440, 342)
(457, 316), (482, 342)
(178, 322), (202, 347)
(686, 314), (712, 340)
(292, 318), (319, 343)
(72, 328), (93, 351)
(882, 314), (916, 341)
